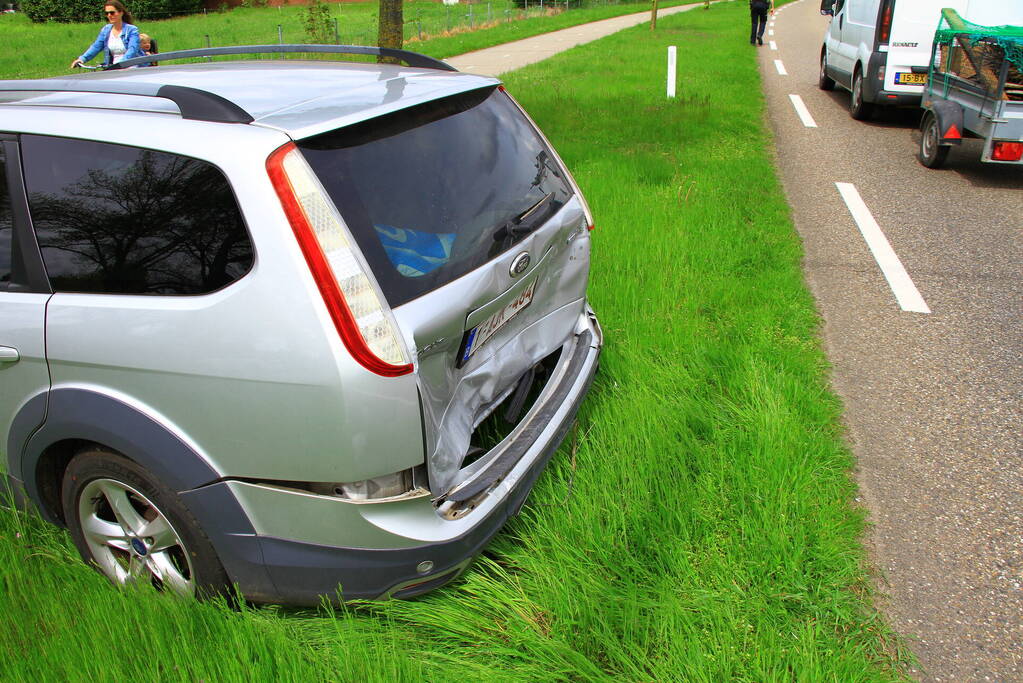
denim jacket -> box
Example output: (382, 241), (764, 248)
(79, 23), (143, 67)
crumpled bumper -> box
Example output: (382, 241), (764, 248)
(186, 306), (602, 604)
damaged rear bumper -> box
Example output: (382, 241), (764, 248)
(196, 306), (602, 605)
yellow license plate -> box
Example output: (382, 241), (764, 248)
(895, 72), (927, 85)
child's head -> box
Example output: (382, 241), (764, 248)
(140, 33), (151, 51)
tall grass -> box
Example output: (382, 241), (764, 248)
(0, 0), (691, 80)
(0, 2), (911, 680)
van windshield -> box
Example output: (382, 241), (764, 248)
(297, 86), (573, 307)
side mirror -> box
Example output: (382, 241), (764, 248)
(821, 8), (834, 15)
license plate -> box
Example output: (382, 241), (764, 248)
(895, 72), (927, 85)
(459, 278), (537, 365)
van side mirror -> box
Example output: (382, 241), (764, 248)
(820, 0), (835, 14)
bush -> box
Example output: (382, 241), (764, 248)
(303, 0), (333, 43)
(22, 0), (203, 23)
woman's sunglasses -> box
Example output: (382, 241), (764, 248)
(104, 9), (119, 14)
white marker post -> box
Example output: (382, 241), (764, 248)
(667, 45), (677, 98)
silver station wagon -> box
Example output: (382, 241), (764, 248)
(0, 45), (602, 604)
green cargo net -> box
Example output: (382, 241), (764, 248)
(932, 8), (1023, 100)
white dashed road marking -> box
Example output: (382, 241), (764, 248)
(788, 94), (817, 127)
(834, 182), (931, 313)
(770, 40), (777, 50)
(774, 59), (787, 75)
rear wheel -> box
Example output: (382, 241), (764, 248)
(819, 52), (835, 91)
(918, 112), (950, 169)
(850, 69), (874, 120)
(62, 449), (231, 599)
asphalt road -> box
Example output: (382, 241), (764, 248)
(758, 1), (1023, 680)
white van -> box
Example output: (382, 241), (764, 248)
(817, 0), (1021, 119)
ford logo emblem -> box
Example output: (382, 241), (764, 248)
(510, 252), (531, 277)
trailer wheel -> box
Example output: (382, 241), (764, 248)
(850, 68), (874, 121)
(819, 52), (835, 91)
(918, 112), (950, 169)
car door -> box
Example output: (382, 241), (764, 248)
(0, 137), (52, 479)
(827, 0), (856, 79)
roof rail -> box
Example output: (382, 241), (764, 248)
(0, 80), (254, 123)
(113, 44), (458, 72)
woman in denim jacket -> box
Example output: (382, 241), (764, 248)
(70, 1), (143, 69)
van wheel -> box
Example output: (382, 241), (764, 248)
(850, 69), (874, 120)
(918, 112), (950, 169)
(819, 52), (835, 91)
(62, 449), (231, 600)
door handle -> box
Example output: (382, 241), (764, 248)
(0, 346), (20, 363)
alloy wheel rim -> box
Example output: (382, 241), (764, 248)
(78, 478), (196, 597)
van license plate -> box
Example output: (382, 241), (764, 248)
(460, 278), (537, 365)
(895, 72), (927, 85)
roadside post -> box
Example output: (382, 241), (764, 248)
(667, 45), (677, 97)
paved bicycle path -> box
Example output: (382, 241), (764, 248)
(446, 2), (707, 75)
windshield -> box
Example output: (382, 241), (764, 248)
(297, 86), (573, 307)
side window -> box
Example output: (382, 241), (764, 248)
(21, 135), (253, 295)
(0, 149), (11, 288)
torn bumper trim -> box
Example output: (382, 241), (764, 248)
(440, 327), (594, 507)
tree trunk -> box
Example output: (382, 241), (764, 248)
(650, 0), (658, 30)
(378, 0), (404, 62)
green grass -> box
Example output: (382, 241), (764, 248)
(0, 2), (912, 680)
(0, 0), (694, 80)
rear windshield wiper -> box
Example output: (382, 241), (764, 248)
(493, 192), (556, 242)
(515, 191), (554, 224)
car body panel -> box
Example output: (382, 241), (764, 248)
(0, 294), (50, 472)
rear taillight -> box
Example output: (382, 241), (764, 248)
(992, 141), (1023, 162)
(267, 143), (412, 377)
(877, 0), (894, 44)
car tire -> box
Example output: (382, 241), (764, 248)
(819, 52), (836, 91)
(62, 448), (231, 600)
(918, 112), (950, 169)
(850, 68), (874, 120)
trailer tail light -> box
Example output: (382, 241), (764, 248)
(992, 141), (1023, 162)
(267, 143), (413, 377)
(877, 0), (894, 44)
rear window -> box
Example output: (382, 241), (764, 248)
(297, 86), (574, 307)
(22, 135), (253, 296)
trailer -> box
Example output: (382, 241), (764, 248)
(917, 9), (1023, 168)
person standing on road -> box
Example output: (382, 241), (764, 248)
(69, 1), (142, 69)
(750, 0), (773, 45)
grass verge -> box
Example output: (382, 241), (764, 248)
(0, 0), (693, 80)
(0, 1), (912, 680)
